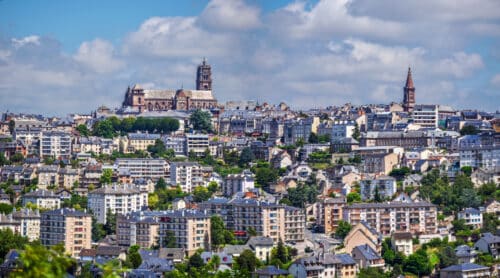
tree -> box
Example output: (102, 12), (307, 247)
(12, 243), (75, 278)
(92, 217), (106, 242)
(92, 120), (116, 138)
(76, 124), (90, 136)
(439, 246), (458, 268)
(211, 215), (227, 250)
(352, 122), (360, 140)
(162, 230), (177, 248)
(308, 132), (319, 143)
(8, 120), (15, 135)
(193, 186), (212, 202)
(0, 203), (13, 214)
(482, 213), (500, 234)
(0, 229), (29, 263)
(155, 177), (167, 191)
(125, 245), (143, 269)
(358, 267), (387, 278)
(207, 181), (219, 194)
(254, 167), (278, 189)
(335, 220), (352, 239)
(100, 168), (113, 185)
(188, 253), (205, 269)
(236, 250), (259, 273)
(104, 209), (116, 235)
(10, 153), (24, 164)
(190, 109), (213, 133)
(238, 147), (255, 167)
(460, 125), (479, 136)
(461, 166), (473, 177)
(0, 152), (7, 166)
(346, 192), (361, 204)
(270, 239), (289, 267)
(404, 249), (431, 276)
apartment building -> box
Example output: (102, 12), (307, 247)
(458, 133), (500, 170)
(39, 131), (72, 159)
(0, 213), (20, 234)
(457, 208), (483, 229)
(23, 189), (61, 209)
(283, 117), (320, 145)
(345, 201), (438, 237)
(58, 168), (79, 189)
(360, 176), (397, 201)
(116, 213), (159, 249)
(412, 104), (439, 128)
(170, 162), (204, 192)
(223, 169), (255, 197)
(360, 131), (429, 149)
(88, 184), (148, 224)
(321, 197), (347, 235)
(200, 197), (305, 243)
(40, 208), (92, 258)
(163, 136), (186, 156)
(12, 208), (41, 241)
(127, 132), (160, 152)
(114, 158), (168, 182)
(185, 134), (209, 157)
(37, 165), (59, 189)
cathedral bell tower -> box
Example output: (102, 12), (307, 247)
(403, 67), (416, 113)
(196, 58), (212, 90)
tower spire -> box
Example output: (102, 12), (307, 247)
(405, 67), (414, 89)
(403, 67), (416, 113)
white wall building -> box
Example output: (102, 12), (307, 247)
(223, 170), (255, 197)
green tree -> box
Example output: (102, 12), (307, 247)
(211, 215), (227, 250)
(335, 220), (352, 239)
(404, 249), (431, 276)
(238, 147), (255, 167)
(236, 250), (260, 273)
(358, 267), (388, 278)
(193, 186), (212, 202)
(12, 243), (75, 278)
(188, 253), (205, 269)
(92, 217), (106, 242)
(346, 192), (361, 204)
(190, 110), (213, 133)
(93, 120), (116, 138)
(76, 124), (90, 136)
(270, 239), (289, 267)
(308, 132), (319, 143)
(352, 122), (360, 140)
(460, 125), (480, 136)
(0, 229), (29, 263)
(10, 153), (24, 164)
(207, 181), (219, 194)
(0, 152), (7, 166)
(127, 245), (142, 268)
(0, 203), (13, 214)
(482, 213), (500, 234)
(156, 177), (167, 191)
(162, 230), (177, 248)
(254, 167), (278, 189)
(100, 168), (113, 185)
(104, 209), (117, 235)
(439, 245), (458, 268)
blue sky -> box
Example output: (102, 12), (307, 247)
(0, 0), (499, 115)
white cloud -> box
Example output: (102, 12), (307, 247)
(123, 16), (237, 58)
(199, 0), (261, 31)
(491, 74), (500, 87)
(74, 39), (124, 74)
(433, 52), (484, 78)
(11, 35), (40, 48)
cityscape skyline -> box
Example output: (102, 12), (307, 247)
(0, 0), (499, 115)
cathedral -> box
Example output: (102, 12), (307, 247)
(122, 59), (218, 112)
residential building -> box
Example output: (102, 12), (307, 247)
(289, 253), (357, 278)
(0, 214), (20, 234)
(170, 162), (204, 192)
(185, 134), (209, 157)
(458, 133), (500, 170)
(412, 104), (438, 128)
(321, 197), (346, 235)
(391, 232), (413, 256)
(285, 206), (305, 243)
(40, 208), (92, 258)
(127, 132), (160, 152)
(88, 184), (148, 224)
(39, 131), (71, 159)
(163, 136), (186, 156)
(58, 168), (79, 189)
(116, 214), (159, 249)
(360, 176), (397, 201)
(254, 266), (288, 278)
(440, 263), (490, 278)
(283, 117), (320, 145)
(474, 233), (500, 259)
(115, 158), (168, 182)
(223, 170), (255, 197)
(455, 245), (477, 264)
(457, 208), (483, 229)
(12, 208), (40, 241)
(37, 165), (59, 189)
(23, 189), (61, 209)
(351, 244), (385, 269)
(247, 236), (274, 261)
(360, 130), (429, 149)
(345, 201), (438, 237)
(344, 221), (382, 254)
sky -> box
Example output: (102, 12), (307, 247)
(0, 0), (499, 115)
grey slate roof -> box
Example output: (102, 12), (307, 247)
(441, 263), (489, 272)
(353, 244), (381, 260)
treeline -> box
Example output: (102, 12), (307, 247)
(89, 116), (180, 138)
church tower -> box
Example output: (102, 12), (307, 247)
(196, 58), (212, 90)
(403, 67), (416, 112)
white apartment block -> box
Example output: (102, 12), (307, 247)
(186, 134), (209, 156)
(459, 134), (500, 170)
(12, 208), (41, 241)
(88, 184), (148, 224)
(39, 131), (72, 159)
(412, 104), (438, 128)
(23, 189), (61, 209)
(170, 162), (204, 193)
(223, 169), (255, 197)
(114, 158), (168, 181)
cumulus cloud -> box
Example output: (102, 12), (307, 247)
(199, 0), (261, 31)
(491, 74), (500, 87)
(11, 35), (40, 48)
(74, 39), (124, 74)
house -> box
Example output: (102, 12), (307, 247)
(474, 233), (500, 259)
(135, 249), (175, 276)
(247, 236), (274, 261)
(0, 250), (20, 277)
(485, 200), (500, 219)
(95, 246), (126, 264)
(79, 249), (97, 264)
(455, 245), (477, 264)
(290, 162), (313, 181)
(254, 265), (289, 278)
(351, 244), (384, 269)
(201, 252), (233, 267)
(359, 176), (396, 201)
(391, 232), (413, 256)
(288, 253), (337, 278)
(158, 248), (185, 264)
(440, 263), (490, 278)
(271, 150), (292, 169)
(332, 254), (357, 278)
(457, 208), (483, 229)
(343, 221), (382, 254)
